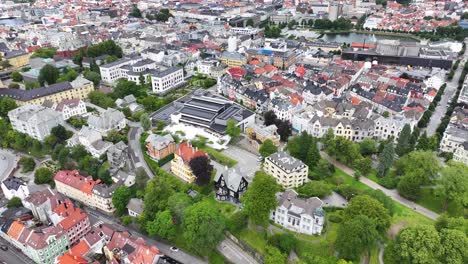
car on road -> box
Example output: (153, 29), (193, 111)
(257, 156), (263, 162)
(170, 246), (179, 252)
(0, 245), (7, 251)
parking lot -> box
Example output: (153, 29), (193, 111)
(221, 145), (261, 181)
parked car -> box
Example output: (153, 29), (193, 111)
(0, 245), (8, 251)
(170, 247), (179, 252)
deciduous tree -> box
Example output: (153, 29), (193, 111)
(241, 171), (279, 226)
(38, 64), (60, 86)
(147, 210), (176, 240)
(342, 195), (391, 234)
(226, 119), (241, 140)
(391, 225), (442, 264)
(140, 113), (151, 131)
(183, 201), (225, 255)
(436, 161), (468, 210)
(112, 186), (131, 216)
(259, 139), (278, 158)
(189, 156), (213, 186)
(335, 215), (379, 261)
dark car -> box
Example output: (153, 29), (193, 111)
(0, 245), (7, 251)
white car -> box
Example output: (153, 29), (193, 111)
(170, 246), (179, 252)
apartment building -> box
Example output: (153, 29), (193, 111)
(245, 123), (280, 150)
(440, 124), (466, 154)
(453, 142), (468, 165)
(8, 104), (64, 141)
(220, 51), (247, 67)
(2, 49), (30, 68)
(270, 190), (325, 235)
(0, 76), (94, 106)
(54, 170), (115, 213)
(264, 152), (308, 188)
(57, 208), (91, 245)
(171, 142), (208, 183)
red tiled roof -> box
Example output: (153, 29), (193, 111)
(54, 170), (96, 194)
(59, 208), (88, 231)
(57, 253), (89, 264)
(254, 68), (265, 74)
(176, 142), (207, 163)
(71, 240), (90, 257)
(7, 221), (24, 241)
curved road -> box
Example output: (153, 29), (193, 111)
(320, 152), (439, 220)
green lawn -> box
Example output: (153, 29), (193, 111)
(201, 146), (238, 167)
(239, 228), (269, 255)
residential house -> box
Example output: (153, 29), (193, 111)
(145, 133), (176, 160)
(115, 94), (143, 113)
(213, 168), (248, 204)
(67, 127), (113, 158)
(57, 207), (91, 245)
(54, 170), (115, 213)
(270, 189), (325, 235)
(440, 124), (467, 153)
(270, 98), (296, 121)
(127, 198), (143, 217)
(23, 189), (55, 223)
(88, 108), (126, 135)
(171, 142), (208, 183)
(103, 231), (161, 263)
(264, 152), (308, 188)
(453, 142), (468, 165)
(107, 141), (128, 176)
(1, 177), (30, 200)
(8, 105), (64, 141)
(53, 99), (87, 120)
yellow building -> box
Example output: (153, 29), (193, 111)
(245, 123), (281, 150)
(220, 51), (247, 67)
(170, 142), (208, 183)
(2, 50), (30, 68)
(264, 151), (308, 188)
(0, 75), (94, 106)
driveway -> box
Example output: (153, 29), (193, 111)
(221, 145), (261, 181)
(127, 125), (153, 177)
(320, 152), (439, 220)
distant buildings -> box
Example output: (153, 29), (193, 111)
(54, 170), (115, 213)
(8, 104), (63, 141)
(214, 168), (248, 204)
(1, 49), (30, 68)
(220, 51), (247, 67)
(99, 56), (184, 94)
(171, 142), (208, 183)
(103, 230), (161, 263)
(270, 189), (325, 235)
(264, 152), (308, 188)
(0, 76), (94, 106)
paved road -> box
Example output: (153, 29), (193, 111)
(127, 125), (153, 177)
(426, 39), (468, 136)
(87, 208), (207, 264)
(218, 239), (258, 264)
(0, 236), (34, 264)
(320, 152), (440, 220)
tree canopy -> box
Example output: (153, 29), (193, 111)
(38, 64), (60, 86)
(189, 156), (213, 186)
(112, 186), (132, 216)
(259, 139), (278, 158)
(183, 201), (225, 255)
(241, 171), (279, 226)
(342, 195), (391, 234)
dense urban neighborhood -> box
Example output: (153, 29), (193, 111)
(0, 0), (467, 264)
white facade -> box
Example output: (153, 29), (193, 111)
(229, 27), (259, 35)
(54, 99), (87, 120)
(440, 125), (466, 153)
(8, 105), (64, 141)
(67, 127), (113, 158)
(151, 67), (184, 93)
(270, 190), (325, 235)
(1, 178), (30, 200)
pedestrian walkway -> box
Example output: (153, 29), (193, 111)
(320, 152), (439, 220)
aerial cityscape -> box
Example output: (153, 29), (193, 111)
(0, 0), (467, 264)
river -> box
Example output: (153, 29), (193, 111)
(319, 32), (419, 44)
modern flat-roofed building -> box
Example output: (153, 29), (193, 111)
(163, 89), (255, 135)
(264, 152), (308, 188)
(8, 104), (64, 141)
